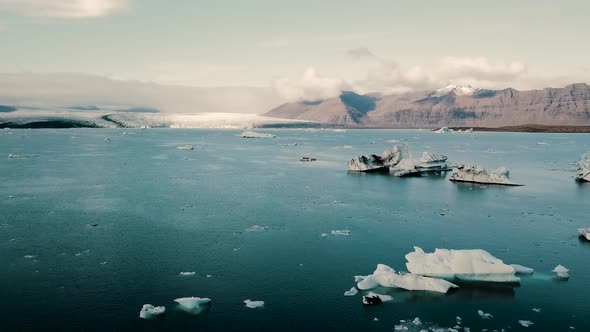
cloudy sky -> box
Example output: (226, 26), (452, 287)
(0, 0), (589, 104)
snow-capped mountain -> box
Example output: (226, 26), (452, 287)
(430, 84), (480, 98)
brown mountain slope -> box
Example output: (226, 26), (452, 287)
(263, 83), (590, 128)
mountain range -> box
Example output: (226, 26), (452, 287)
(263, 83), (590, 128)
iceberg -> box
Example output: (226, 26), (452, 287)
(576, 154), (590, 182)
(434, 127), (451, 134)
(240, 131), (275, 138)
(391, 152), (452, 177)
(8, 154), (39, 159)
(552, 265), (569, 279)
(449, 164), (523, 186)
(246, 225), (269, 232)
(243, 299), (264, 308)
(362, 292), (393, 305)
(519, 320), (534, 327)
(179, 271), (196, 276)
(347, 144), (409, 172)
(176, 145), (194, 150)
(405, 247), (520, 283)
(356, 264), (458, 293)
(139, 304), (166, 319)
(344, 287), (358, 296)
(174, 297), (211, 311)
(477, 310), (493, 319)
(578, 228), (590, 241)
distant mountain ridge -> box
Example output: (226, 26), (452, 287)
(263, 83), (590, 128)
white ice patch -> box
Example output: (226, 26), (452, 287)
(344, 287), (358, 296)
(356, 264), (458, 293)
(174, 297), (211, 312)
(449, 164), (522, 186)
(510, 264), (534, 274)
(477, 310), (493, 319)
(241, 131), (275, 138)
(578, 228), (590, 241)
(552, 265), (570, 279)
(246, 225), (269, 232)
(405, 246), (520, 283)
(519, 320), (534, 327)
(244, 299), (264, 308)
(8, 154), (38, 159)
(176, 145), (194, 150)
(139, 304), (166, 319)
(179, 271), (196, 276)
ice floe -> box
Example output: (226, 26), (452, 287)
(139, 304), (166, 319)
(8, 154), (39, 159)
(552, 265), (569, 279)
(362, 292), (393, 305)
(244, 299), (264, 308)
(176, 145), (194, 150)
(519, 320), (534, 327)
(391, 152), (452, 177)
(578, 228), (590, 241)
(240, 131), (275, 138)
(331, 229), (351, 236)
(449, 164), (523, 186)
(320, 233), (329, 238)
(356, 264), (458, 293)
(405, 247), (521, 283)
(246, 225), (269, 232)
(347, 144), (409, 172)
(179, 271), (196, 276)
(477, 310), (493, 319)
(576, 154), (590, 182)
(174, 297), (211, 314)
(344, 287), (358, 296)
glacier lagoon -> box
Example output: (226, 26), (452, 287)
(1, 128), (589, 331)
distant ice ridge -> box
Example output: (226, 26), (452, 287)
(347, 144), (409, 172)
(431, 84), (480, 98)
(578, 228), (590, 241)
(139, 304), (166, 319)
(240, 131), (275, 138)
(576, 153), (590, 182)
(243, 299), (264, 308)
(356, 264), (458, 293)
(449, 164), (523, 186)
(405, 247), (522, 283)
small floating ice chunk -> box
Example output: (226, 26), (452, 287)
(179, 271), (196, 276)
(331, 229), (351, 236)
(510, 264), (534, 274)
(577, 228), (590, 241)
(176, 145), (194, 150)
(532, 308), (541, 313)
(405, 246), (521, 283)
(320, 233), (328, 238)
(434, 127), (451, 134)
(519, 320), (534, 327)
(412, 317), (422, 325)
(362, 292), (393, 305)
(174, 297), (211, 310)
(23, 255), (37, 259)
(139, 304), (166, 319)
(477, 310), (493, 319)
(552, 265), (569, 279)
(206, 274), (212, 278)
(372, 317), (379, 321)
(576, 154), (590, 182)
(241, 131), (275, 138)
(344, 287), (358, 296)
(244, 299), (264, 308)
(246, 225), (269, 232)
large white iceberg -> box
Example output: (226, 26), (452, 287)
(576, 154), (590, 182)
(391, 152), (452, 177)
(449, 164), (523, 186)
(405, 247), (520, 283)
(347, 144), (409, 172)
(139, 304), (166, 319)
(578, 228), (590, 241)
(240, 131), (275, 138)
(174, 297), (211, 314)
(356, 264), (458, 293)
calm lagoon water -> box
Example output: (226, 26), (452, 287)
(1, 129), (589, 331)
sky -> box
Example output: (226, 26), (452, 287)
(0, 0), (589, 104)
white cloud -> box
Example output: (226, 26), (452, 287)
(347, 47), (377, 60)
(273, 67), (349, 102)
(0, 0), (130, 19)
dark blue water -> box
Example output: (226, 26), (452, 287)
(1, 129), (589, 331)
